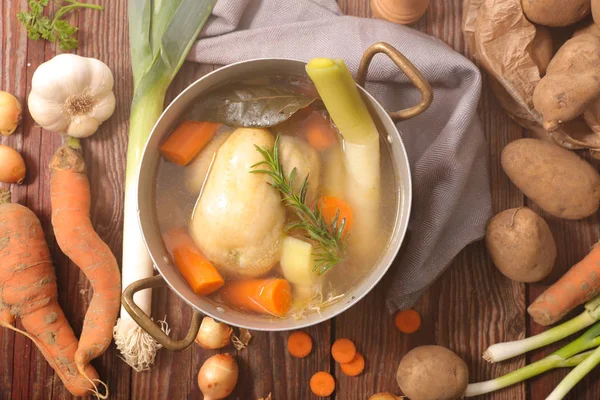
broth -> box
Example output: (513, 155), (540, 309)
(155, 75), (399, 320)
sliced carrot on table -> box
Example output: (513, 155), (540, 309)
(331, 338), (356, 364)
(287, 331), (313, 358)
(162, 227), (224, 296)
(394, 309), (422, 334)
(305, 111), (338, 151)
(341, 352), (365, 377)
(310, 371), (336, 397)
(218, 278), (292, 317)
(319, 196), (354, 236)
(159, 120), (221, 166)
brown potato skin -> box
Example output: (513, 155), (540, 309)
(532, 34), (600, 131)
(530, 26), (554, 76)
(501, 139), (600, 219)
(522, 0), (591, 27)
(486, 207), (556, 282)
(594, 0), (600, 25)
(396, 345), (468, 400)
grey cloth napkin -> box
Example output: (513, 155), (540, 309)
(188, 0), (492, 312)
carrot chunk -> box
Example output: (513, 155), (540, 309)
(310, 371), (335, 397)
(319, 196), (354, 236)
(287, 331), (313, 358)
(159, 120), (221, 166)
(331, 338), (356, 364)
(218, 278), (292, 317)
(341, 352), (365, 376)
(162, 227), (224, 295)
(394, 309), (422, 334)
(304, 111), (338, 151)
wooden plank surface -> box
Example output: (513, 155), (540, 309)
(0, 0), (598, 399)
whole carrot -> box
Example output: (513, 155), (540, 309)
(0, 190), (99, 396)
(528, 243), (600, 326)
(50, 139), (121, 376)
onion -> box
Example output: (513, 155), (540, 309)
(0, 91), (22, 136)
(195, 317), (232, 350)
(197, 353), (239, 400)
(369, 393), (402, 400)
(0, 145), (26, 184)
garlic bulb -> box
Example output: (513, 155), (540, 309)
(28, 54), (116, 138)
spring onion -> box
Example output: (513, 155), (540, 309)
(547, 345), (600, 400)
(113, 0), (216, 372)
(305, 59), (380, 257)
(466, 321), (600, 397)
(484, 296), (600, 363)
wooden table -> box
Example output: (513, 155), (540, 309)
(2, 0), (599, 399)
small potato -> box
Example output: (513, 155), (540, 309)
(396, 345), (468, 400)
(594, 0), (600, 25)
(501, 139), (600, 220)
(486, 207), (556, 282)
(522, 0), (591, 27)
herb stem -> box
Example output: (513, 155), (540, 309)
(54, 2), (104, 22)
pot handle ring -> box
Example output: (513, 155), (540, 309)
(122, 274), (202, 351)
(356, 42), (433, 122)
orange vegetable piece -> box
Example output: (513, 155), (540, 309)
(331, 338), (357, 364)
(0, 190), (99, 397)
(529, 243), (600, 326)
(159, 120), (221, 166)
(341, 352), (365, 377)
(394, 309), (422, 334)
(50, 143), (121, 376)
(310, 371), (336, 397)
(305, 111), (338, 151)
(319, 196), (354, 236)
(162, 227), (225, 296)
(287, 331), (313, 358)
(218, 278), (292, 317)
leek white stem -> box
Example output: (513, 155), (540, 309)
(546, 346), (600, 400)
(466, 322), (600, 397)
(484, 296), (600, 362)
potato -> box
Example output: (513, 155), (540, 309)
(572, 20), (600, 38)
(501, 139), (600, 219)
(522, 0), (591, 27)
(486, 207), (556, 282)
(532, 34), (600, 132)
(396, 345), (468, 400)
(594, 0), (600, 25)
(530, 26), (554, 76)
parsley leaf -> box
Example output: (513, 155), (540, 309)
(17, 0), (103, 51)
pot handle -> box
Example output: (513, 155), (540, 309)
(122, 274), (202, 351)
(356, 42), (433, 122)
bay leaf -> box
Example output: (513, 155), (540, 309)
(188, 83), (317, 128)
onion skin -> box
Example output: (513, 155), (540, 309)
(0, 145), (26, 184)
(198, 353), (239, 400)
(195, 317), (233, 350)
(0, 91), (22, 136)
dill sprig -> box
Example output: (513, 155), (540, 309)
(252, 135), (346, 275)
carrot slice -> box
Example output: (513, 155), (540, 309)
(394, 309), (422, 334)
(319, 196), (354, 236)
(331, 338), (356, 364)
(159, 120), (221, 166)
(162, 227), (224, 295)
(287, 331), (313, 358)
(218, 278), (292, 317)
(310, 371), (335, 397)
(341, 352), (365, 377)
(305, 111), (338, 151)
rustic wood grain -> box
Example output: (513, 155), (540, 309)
(2, 0), (599, 399)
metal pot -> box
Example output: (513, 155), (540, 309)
(122, 43), (433, 350)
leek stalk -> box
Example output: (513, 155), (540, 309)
(306, 59), (381, 257)
(484, 296), (600, 363)
(466, 322), (600, 397)
(113, 0), (216, 372)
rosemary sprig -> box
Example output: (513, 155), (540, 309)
(252, 135), (345, 275)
